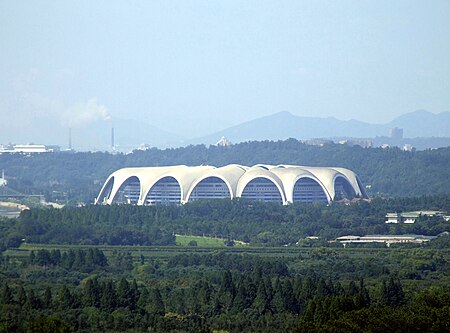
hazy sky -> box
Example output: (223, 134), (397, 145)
(1, 0), (449, 139)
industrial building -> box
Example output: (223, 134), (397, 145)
(0, 144), (59, 154)
(96, 164), (366, 205)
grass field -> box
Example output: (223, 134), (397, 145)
(175, 234), (248, 247)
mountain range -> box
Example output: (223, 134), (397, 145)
(188, 110), (450, 145)
(1, 110), (449, 151)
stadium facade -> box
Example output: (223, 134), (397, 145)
(95, 164), (367, 206)
(95, 164), (367, 205)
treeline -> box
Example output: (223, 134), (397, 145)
(0, 140), (449, 203)
(0, 205), (176, 250)
(29, 248), (108, 272)
(294, 293), (450, 332)
(0, 272), (370, 332)
(1, 261), (449, 332)
(167, 252), (289, 276)
(1, 242), (449, 332)
(1, 195), (449, 250)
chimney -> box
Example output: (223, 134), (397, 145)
(111, 126), (115, 151)
(69, 127), (72, 150)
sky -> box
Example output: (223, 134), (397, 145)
(1, 0), (449, 143)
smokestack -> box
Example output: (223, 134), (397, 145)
(69, 127), (72, 150)
(111, 126), (115, 151)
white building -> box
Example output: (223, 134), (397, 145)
(385, 211), (447, 224)
(0, 144), (58, 154)
(335, 234), (436, 247)
(403, 144), (413, 152)
(216, 136), (232, 147)
(96, 164), (367, 205)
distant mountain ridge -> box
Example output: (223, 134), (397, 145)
(190, 110), (450, 145)
(388, 110), (450, 137)
(1, 109), (449, 151)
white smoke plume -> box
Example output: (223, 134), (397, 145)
(62, 98), (112, 127)
(0, 72), (114, 146)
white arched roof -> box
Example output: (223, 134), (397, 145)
(138, 165), (190, 205)
(96, 164), (366, 205)
(270, 166), (331, 203)
(185, 164), (247, 201)
(97, 167), (151, 205)
(332, 167), (365, 197)
(140, 165), (214, 204)
(96, 176), (115, 204)
(236, 167), (286, 203)
(252, 164), (277, 170)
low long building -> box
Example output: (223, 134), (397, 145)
(0, 144), (59, 154)
(335, 234), (437, 247)
(95, 164), (367, 205)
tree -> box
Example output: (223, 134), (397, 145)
(1, 283), (13, 304)
(214, 271), (235, 313)
(83, 278), (101, 307)
(282, 279), (298, 313)
(272, 278), (285, 313)
(357, 278), (370, 308)
(117, 278), (132, 308)
(56, 285), (77, 310)
(146, 288), (165, 315)
(100, 280), (116, 311)
(381, 276), (406, 307)
(26, 288), (42, 310)
(253, 280), (269, 315)
(43, 287), (52, 309)
(232, 275), (253, 314)
(17, 285), (27, 306)
(27, 316), (72, 333)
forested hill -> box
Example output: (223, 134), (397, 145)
(0, 139), (449, 203)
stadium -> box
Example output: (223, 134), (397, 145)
(96, 164), (366, 206)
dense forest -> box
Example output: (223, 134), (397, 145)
(1, 196), (449, 250)
(0, 140), (449, 203)
(1, 243), (449, 332)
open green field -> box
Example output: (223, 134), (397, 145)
(175, 234), (248, 247)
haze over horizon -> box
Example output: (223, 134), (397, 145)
(1, 1), (450, 147)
